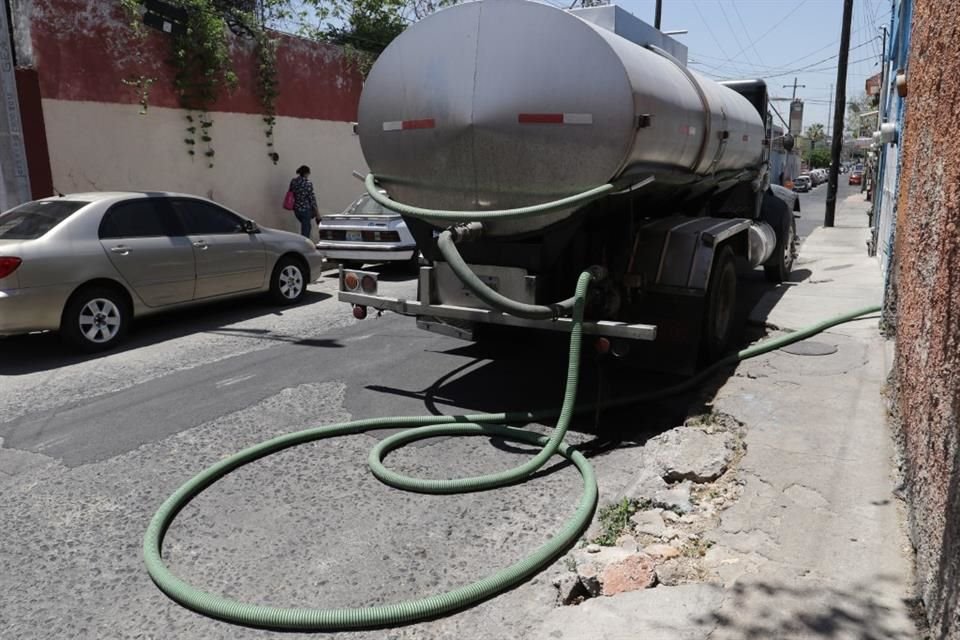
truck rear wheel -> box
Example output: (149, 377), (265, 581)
(702, 245), (737, 362)
(762, 198), (797, 283)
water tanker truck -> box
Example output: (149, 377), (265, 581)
(339, 0), (799, 371)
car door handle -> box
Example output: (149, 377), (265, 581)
(192, 240), (209, 250)
(109, 246), (131, 255)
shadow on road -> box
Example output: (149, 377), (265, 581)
(685, 577), (920, 640)
(0, 290), (332, 376)
(360, 264), (814, 478)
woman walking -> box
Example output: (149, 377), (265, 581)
(288, 165), (319, 238)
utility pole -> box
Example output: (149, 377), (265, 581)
(654, 0), (662, 30)
(783, 77), (806, 100)
(878, 25), (889, 128)
(826, 84), (834, 137)
(825, 0), (853, 228)
(0, 0), (31, 209)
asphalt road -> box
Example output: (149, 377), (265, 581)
(795, 178), (862, 242)
(0, 184), (857, 639)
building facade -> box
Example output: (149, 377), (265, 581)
(9, 0), (369, 235)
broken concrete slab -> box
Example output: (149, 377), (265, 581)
(630, 510), (666, 537)
(623, 459), (669, 502)
(643, 427), (736, 483)
(599, 553), (657, 595)
(653, 480), (695, 513)
(573, 547), (657, 597)
(533, 584), (726, 640)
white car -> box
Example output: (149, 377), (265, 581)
(317, 194), (417, 268)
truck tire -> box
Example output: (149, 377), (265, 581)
(702, 245), (737, 362)
(762, 197), (797, 284)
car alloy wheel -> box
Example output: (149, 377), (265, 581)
(61, 285), (130, 352)
(270, 256), (308, 305)
(278, 264), (304, 300)
(78, 298), (122, 343)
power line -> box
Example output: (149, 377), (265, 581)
(692, 2), (749, 76)
(691, 23), (875, 78)
(697, 40), (879, 81)
(693, 0), (810, 74)
(731, 1), (766, 72)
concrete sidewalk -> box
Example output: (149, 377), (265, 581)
(536, 194), (919, 639)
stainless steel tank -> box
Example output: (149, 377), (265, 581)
(358, 0), (766, 235)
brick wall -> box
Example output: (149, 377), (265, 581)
(891, 0), (960, 636)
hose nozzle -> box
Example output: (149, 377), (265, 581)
(588, 265), (609, 282)
(448, 222), (484, 244)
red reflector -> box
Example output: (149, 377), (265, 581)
(343, 272), (360, 291)
(594, 337), (611, 355)
(353, 305), (368, 320)
(402, 118), (435, 130)
(0, 257), (22, 279)
(360, 275), (376, 293)
(518, 113), (564, 124)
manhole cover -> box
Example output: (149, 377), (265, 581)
(780, 340), (838, 356)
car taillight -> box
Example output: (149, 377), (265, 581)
(361, 274), (376, 293)
(361, 230), (401, 242)
(0, 257), (22, 279)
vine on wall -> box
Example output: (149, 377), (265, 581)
(120, 0), (281, 167)
(254, 30), (280, 164)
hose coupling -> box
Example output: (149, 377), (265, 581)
(447, 222), (484, 244)
(587, 265), (609, 282)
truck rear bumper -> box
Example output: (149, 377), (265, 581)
(338, 289), (657, 341)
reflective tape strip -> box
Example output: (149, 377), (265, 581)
(563, 113), (593, 125)
(383, 118), (436, 131)
(518, 113), (593, 125)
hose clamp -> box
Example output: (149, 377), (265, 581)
(448, 222), (484, 244)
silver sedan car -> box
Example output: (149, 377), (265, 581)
(0, 192), (324, 351)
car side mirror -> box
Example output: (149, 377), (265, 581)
(242, 219), (260, 234)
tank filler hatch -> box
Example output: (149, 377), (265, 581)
(568, 4), (688, 65)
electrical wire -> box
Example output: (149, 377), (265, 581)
(731, 1), (766, 73)
(694, 0), (810, 75)
(692, 2), (749, 77)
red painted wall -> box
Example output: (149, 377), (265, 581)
(14, 68), (54, 199)
(27, 0), (363, 121)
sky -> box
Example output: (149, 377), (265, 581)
(561, 0), (893, 136)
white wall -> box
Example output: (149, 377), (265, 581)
(41, 99), (369, 235)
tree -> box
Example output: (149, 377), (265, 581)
(805, 122), (826, 150)
(321, 0), (410, 74)
(805, 147), (831, 168)
(845, 93), (876, 139)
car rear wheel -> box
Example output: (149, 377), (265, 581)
(270, 256), (307, 305)
(61, 285), (130, 352)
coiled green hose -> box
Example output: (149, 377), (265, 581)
(144, 174), (882, 630)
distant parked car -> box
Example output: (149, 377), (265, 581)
(792, 175), (812, 193)
(317, 193), (417, 269)
(849, 171), (863, 186)
(0, 192), (324, 351)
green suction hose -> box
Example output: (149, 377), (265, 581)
(144, 175), (883, 631)
(364, 173), (614, 221)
